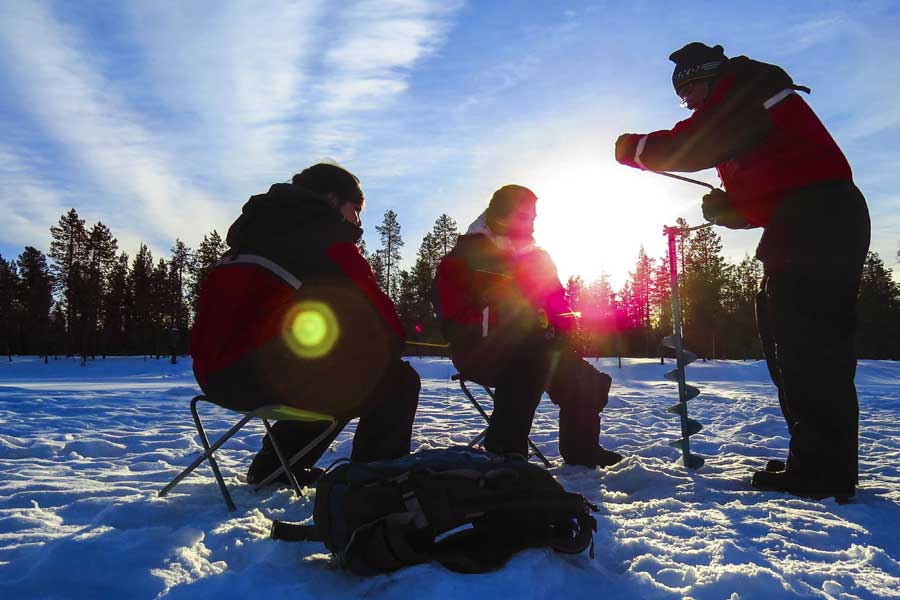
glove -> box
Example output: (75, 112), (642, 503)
(615, 134), (643, 168)
(701, 189), (752, 229)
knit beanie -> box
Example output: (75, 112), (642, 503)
(670, 42), (728, 92)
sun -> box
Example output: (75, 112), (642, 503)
(529, 161), (688, 288)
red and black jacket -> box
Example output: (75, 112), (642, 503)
(190, 183), (404, 415)
(436, 215), (576, 377)
(617, 56), (852, 228)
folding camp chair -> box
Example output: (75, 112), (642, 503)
(451, 374), (551, 468)
(158, 395), (338, 511)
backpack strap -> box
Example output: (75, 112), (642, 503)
(270, 520), (321, 542)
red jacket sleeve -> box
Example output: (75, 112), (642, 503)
(616, 72), (773, 173)
(326, 242), (406, 341)
(516, 250), (577, 334)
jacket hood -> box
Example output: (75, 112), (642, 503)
(464, 210), (536, 255)
(226, 183), (362, 252)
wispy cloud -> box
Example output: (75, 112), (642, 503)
(0, 0), (463, 258)
(0, 2), (231, 255)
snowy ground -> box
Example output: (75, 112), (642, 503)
(1, 356), (899, 599)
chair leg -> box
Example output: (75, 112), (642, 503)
(259, 418), (304, 497)
(158, 396), (249, 511)
(469, 429), (487, 447)
(255, 419), (338, 490)
(527, 438), (552, 468)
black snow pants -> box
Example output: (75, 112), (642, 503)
(455, 331), (610, 463)
(755, 181), (869, 487)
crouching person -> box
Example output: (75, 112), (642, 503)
(190, 163), (420, 485)
(436, 184), (622, 468)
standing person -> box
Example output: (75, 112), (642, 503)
(615, 43), (869, 500)
(190, 163), (420, 485)
(436, 184), (622, 468)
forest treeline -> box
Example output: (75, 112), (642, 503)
(2, 208), (899, 362)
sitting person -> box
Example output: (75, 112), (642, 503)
(435, 184), (622, 468)
(190, 163), (420, 484)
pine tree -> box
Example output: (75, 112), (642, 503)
(720, 254), (762, 358)
(150, 258), (170, 358)
(103, 252), (130, 355)
(83, 222), (118, 359)
(407, 233), (442, 340)
(370, 250), (386, 292)
(130, 244), (154, 355)
(682, 225), (726, 359)
(0, 255), (20, 359)
(625, 247), (655, 356)
(16, 247), (53, 359)
(650, 253), (673, 349)
(432, 214), (458, 258)
(49, 209), (87, 354)
(564, 275), (586, 354)
(375, 210), (403, 299)
(189, 231), (227, 320)
(856, 251), (900, 359)
(169, 239), (192, 335)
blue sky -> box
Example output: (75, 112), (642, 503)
(1, 1), (898, 287)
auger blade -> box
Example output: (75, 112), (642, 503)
(684, 384), (701, 401)
(681, 453), (705, 470)
(662, 335), (676, 349)
(681, 350), (698, 365)
(667, 402), (686, 415)
(685, 418), (703, 437)
(664, 368), (678, 382)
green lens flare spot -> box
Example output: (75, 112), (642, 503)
(284, 301), (339, 359)
(294, 311), (327, 347)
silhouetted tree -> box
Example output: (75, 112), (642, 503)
(49, 209), (87, 354)
(375, 210), (403, 299)
(16, 247), (53, 360)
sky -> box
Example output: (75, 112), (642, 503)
(1, 0), (898, 288)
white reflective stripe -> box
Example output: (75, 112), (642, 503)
(482, 306), (489, 338)
(215, 254), (302, 289)
(763, 88), (796, 110)
(634, 135), (649, 170)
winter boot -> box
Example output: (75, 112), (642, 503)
(765, 459), (786, 472)
(246, 446), (325, 486)
(750, 469), (854, 502)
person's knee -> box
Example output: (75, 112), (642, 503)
(395, 360), (420, 412)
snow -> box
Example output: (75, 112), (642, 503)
(1, 355), (899, 599)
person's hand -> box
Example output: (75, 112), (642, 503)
(701, 189), (730, 223)
(701, 189), (752, 229)
(615, 134), (641, 166)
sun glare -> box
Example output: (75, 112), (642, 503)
(531, 162), (692, 288)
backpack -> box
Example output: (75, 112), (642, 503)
(270, 447), (598, 575)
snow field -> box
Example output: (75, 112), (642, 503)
(1, 356), (899, 599)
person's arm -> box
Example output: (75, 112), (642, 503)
(615, 71), (772, 173)
(326, 242), (406, 340)
(518, 251), (578, 335)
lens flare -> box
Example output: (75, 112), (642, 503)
(284, 301), (339, 358)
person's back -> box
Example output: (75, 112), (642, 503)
(190, 163), (419, 484)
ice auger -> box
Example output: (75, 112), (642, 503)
(662, 222), (711, 470)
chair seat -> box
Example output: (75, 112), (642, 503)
(240, 403), (335, 423)
(158, 395), (338, 511)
